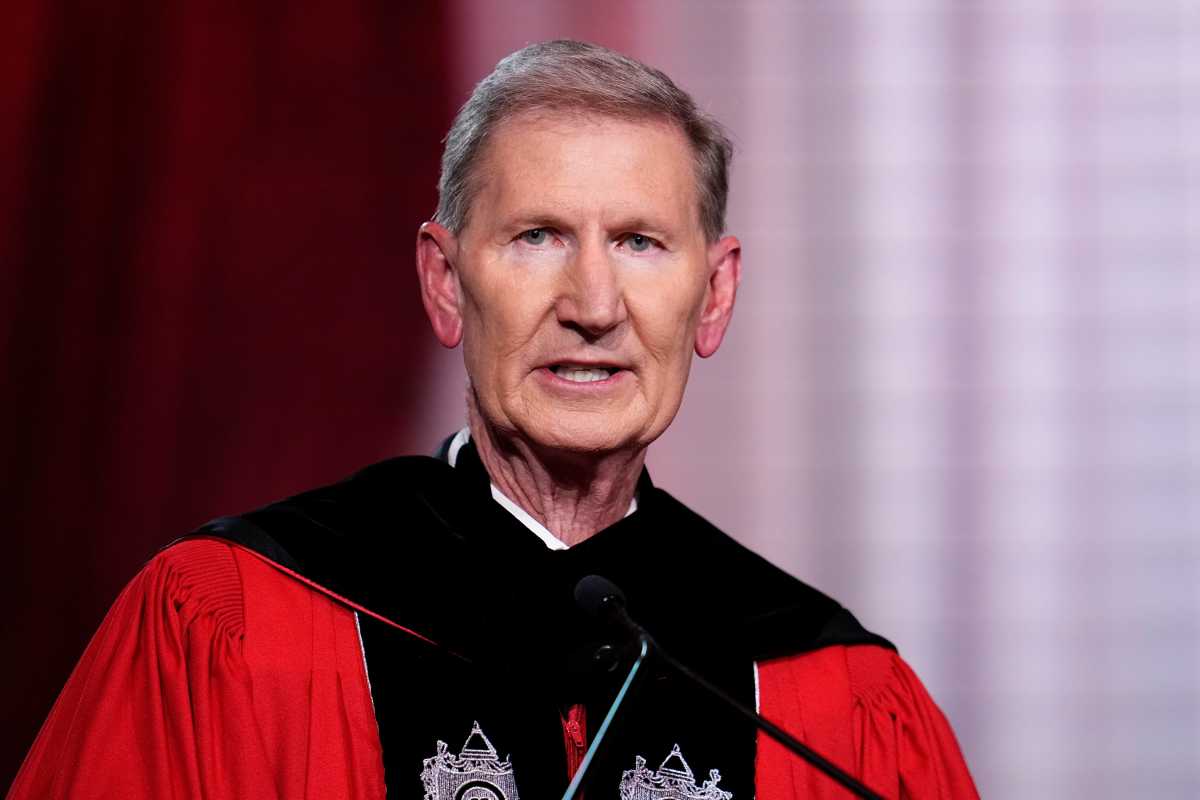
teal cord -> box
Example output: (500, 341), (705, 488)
(560, 637), (649, 800)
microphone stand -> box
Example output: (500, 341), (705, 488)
(566, 576), (885, 800)
(645, 635), (884, 800)
(560, 636), (649, 800)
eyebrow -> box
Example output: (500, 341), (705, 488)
(609, 216), (676, 237)
(501, 210), (680, 239)
(501, 211), (575, 233)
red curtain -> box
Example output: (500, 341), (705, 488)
(0, 1), (451, 784)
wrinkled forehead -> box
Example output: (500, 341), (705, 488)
(465, 110), (704, 234)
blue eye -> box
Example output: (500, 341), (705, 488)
(626, 234), (654, 252)
(520, 228), (548, 245)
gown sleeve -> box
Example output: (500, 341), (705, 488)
(7, 540), (281, 799)
(756, 645), (979, 799)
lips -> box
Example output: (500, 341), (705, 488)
(550, 364), (623, 383)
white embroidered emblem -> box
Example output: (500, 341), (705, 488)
(619, 743), (732, 800)
(421, 721), (520, 800)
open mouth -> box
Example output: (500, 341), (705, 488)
(549, 364), (624, 383)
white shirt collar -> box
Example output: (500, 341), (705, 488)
(445, 427), (638, 551)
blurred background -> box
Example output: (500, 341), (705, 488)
(3, 1), (1197, 796)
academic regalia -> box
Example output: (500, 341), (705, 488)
(8, 441), (978, 799)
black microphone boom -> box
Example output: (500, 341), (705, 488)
(570, 575), (885, 800)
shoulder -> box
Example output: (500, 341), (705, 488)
(143, 537), (349, 644)
(843, 642), (937, 709)
(132, 538), (246, 640)
(761, 643), (933, 708)
(757, 645), (979, 798)
(754, 609), (954, 726)
(153, 534), (352, 614)
(755, 644), (900, 719)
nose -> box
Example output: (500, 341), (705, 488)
(555, 241), (627, 338)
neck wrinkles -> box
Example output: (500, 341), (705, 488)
(466, 395), (644, 547)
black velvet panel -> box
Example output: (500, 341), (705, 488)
(192, 441), (892, 798)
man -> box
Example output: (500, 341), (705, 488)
(9, 41), (977, 799)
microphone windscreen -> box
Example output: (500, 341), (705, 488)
(574, 574), (625, 620)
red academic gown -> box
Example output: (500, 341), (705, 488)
(8, 539), (978, 799)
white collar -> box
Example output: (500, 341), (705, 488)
(445, 427), (638, 551)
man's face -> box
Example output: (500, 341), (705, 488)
(422, 112), (739, 457)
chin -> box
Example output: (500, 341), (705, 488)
(526, 418), (639, 456)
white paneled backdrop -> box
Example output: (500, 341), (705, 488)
(414, 2), (1200, 796)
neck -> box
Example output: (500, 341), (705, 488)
(466, 398), (645, 547)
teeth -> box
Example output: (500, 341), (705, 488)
(553, 366), (614, 383)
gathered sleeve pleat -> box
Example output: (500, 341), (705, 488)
(847, 646), (978, 799)
(756, 645), (978, 800)
(7, 539), (384, 800)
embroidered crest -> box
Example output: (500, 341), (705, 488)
(421, 721), (520, 800)
(619, 744), (732, 800)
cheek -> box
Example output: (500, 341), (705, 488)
(460, 262), (553, 375)
(628, 269), (708, 364)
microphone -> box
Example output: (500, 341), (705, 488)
(573, 574), (641, 638)
(560, 576), (649, 800)
(566, 575), (885, 800)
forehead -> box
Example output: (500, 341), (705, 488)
(468, 111), (701, 233)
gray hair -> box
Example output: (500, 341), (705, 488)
(435, 40), (732, 241)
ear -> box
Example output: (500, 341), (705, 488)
(415, 221), (463, 348)
(694, 235), (742, 358)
